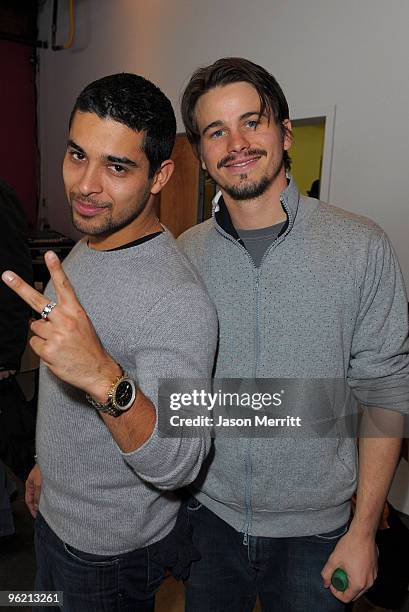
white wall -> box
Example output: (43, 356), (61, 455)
(37, 0), (409, 287)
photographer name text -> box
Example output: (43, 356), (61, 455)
(169, 414), (302, 428)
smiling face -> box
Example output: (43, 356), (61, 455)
(195, 82), (291, 203)
(63, 111), (171, 249)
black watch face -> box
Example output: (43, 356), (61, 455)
(115, 379), (134, 409)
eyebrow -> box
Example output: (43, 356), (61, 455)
(202, 111), (262, 136)
(67, 139), (138, 167)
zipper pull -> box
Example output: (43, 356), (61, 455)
(243, 532), (248, 546)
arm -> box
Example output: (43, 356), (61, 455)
(114, 283), (217, 488)
(98, 387), (156, 452)
(2, 251), (156, 449)
(321, 435), (402, 602)
(88, 280), (217, 461)
(2, 250), (217, 488)
(353, 425), (402, 537)
(322, 232), (409, 602)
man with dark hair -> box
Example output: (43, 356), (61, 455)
(3, 73), (217, 611)
(69, 73), (176, 180)
(178, 57), (409, 611)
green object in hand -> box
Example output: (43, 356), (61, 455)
(331, 568), (349, 591)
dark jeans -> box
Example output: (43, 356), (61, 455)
(34, 512), (166, 612)
(185, 499), (348, 612)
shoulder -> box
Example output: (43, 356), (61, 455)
(306, 200), (402, 286)
(146, 231), (216, 311)
(177, 219), (215, 264)
(61, 238), (87, 261)
(155, 229), (208, 284)
(313, 200), (384, 240)
(178, 219), (214, 250)
(298, 197), (387, 258)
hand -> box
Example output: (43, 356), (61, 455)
(1, 251), (120, 400)
(25, 463), (42, 518)
(0, 370), (16, 380)
(321, 527), (378, 603)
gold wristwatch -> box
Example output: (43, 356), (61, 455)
(86, 368), (137, 417)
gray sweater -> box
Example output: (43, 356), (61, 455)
(36, 231), (217, 555)
(178, 177), (409, 538)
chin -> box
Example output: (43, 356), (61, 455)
(223, 177), (273, 201)
(71, 214), (107, 236)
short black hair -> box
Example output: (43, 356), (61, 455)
(69, 73), (176, 178)
(181, 57), (291, 171)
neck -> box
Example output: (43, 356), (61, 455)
(88, 197), (161, 251)
(222, 171), (288, 230)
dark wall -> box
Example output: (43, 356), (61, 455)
(0, 40), (37, 228)
(0, 1), (39, 229)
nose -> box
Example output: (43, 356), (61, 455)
(77, 163), (103, 196)
(226, 128), (250, 154)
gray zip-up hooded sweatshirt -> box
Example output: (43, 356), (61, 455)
(178, 177), (409, 539)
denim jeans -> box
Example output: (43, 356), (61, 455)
(185, 499), (348, 612)
(34, 512), (166, 612)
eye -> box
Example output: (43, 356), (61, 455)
(109, 164), (126, 175)
(246, 119), (258, 129)
(210, 128), (225, 139)
(69, 150), (85, 161)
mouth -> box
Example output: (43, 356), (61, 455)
(222, 156), (261, 175)
(74, 199), (108, 217)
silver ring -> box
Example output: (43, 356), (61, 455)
(41, 301), (57, 320)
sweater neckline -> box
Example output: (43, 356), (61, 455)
(80, 229), (170, 259)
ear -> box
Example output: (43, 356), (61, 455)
(193, 141), (207, 171)
(150, 159), (175, 195)
(282, 119), (292, 151)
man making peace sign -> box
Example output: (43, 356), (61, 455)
(2, 73), (217, 611)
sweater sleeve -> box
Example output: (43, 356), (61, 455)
(120, 282), (218, 489)
(347, 232), (409, 416)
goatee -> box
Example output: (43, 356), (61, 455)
(219, 155), (284, 202)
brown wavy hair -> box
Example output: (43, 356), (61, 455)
(181, 57), (291, 170)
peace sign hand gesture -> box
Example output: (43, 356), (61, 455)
(2, 250), (120, 402)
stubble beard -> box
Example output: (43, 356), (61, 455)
(218, 153), (285, 202)
(211, 144), (285, 201)
(69, 187), (151, 237)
